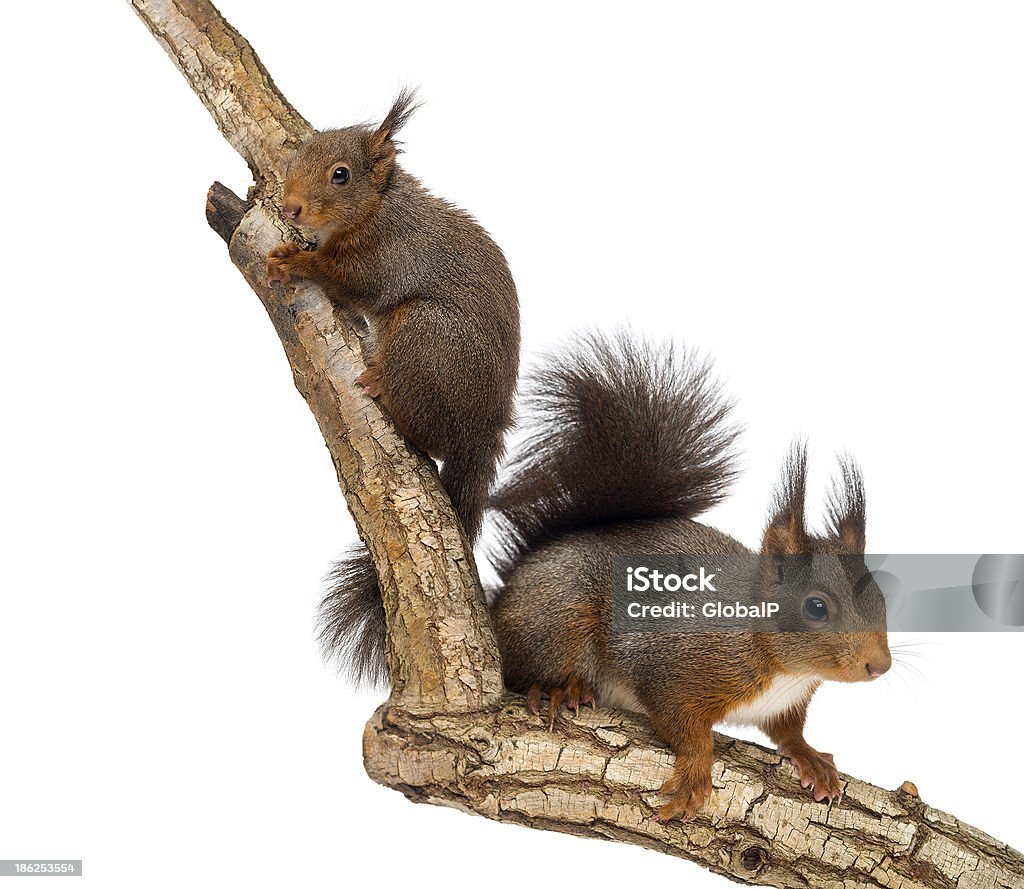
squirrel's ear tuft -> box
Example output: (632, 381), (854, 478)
(367, 88), (420, 180)
(378, 87), (420, 142)
(825, 456), (866, 553)
(762, 441), (809, 555)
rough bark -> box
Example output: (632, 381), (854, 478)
(133, 0), (501, 714)
(365, 702), (1023, 889)
(131, 2), (1024, 886)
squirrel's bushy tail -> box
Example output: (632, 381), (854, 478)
(317, 331), (737, 685)
(317, 441), (502, 686)
(490, 330), (740, 581)
(318, 549), (387, 686)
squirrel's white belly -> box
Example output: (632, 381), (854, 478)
(719, 675), (820, 728)
(598, 679), (646, 714)
(595, 674), (819, 727)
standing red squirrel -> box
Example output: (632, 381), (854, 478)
(487, 332), (891, 821)
(266, 90), (519, 682)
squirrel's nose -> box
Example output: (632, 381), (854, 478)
(866, 655), (892, 678)
(284, 203), (302, 221)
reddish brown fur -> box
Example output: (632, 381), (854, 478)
(489, 335), (891, 821)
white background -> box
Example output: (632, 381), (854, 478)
(1, 2), (1021, 887)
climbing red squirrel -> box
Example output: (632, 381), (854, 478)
(487, 332), (891, 821)
(266, 90), (519, 681)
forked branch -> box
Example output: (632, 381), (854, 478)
(130, 2), (1023, 885)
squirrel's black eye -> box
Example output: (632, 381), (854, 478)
(803, 596), (829, 622)
(331, 166), (350, 185)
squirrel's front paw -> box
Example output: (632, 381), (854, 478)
(779, 743), (842, 803)
(655, 765), (712, 822)
(266, 242), (303, 284)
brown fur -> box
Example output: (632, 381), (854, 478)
(489, 334), (891, 820)
(273, 91), (520, 683)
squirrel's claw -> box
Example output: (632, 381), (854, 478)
(564, 676), (595, 716)
(655, 793), (701, 823)
(547, 688), (564, 731)
(656, 769), (713, 822)
(780, 744), (843, 804)
(355, 366), (384, 399)
(266, 242), (302, 284)
(524, 677), (596, 730)
(266, 264), (291, 285)
(525, 685), (543, 716)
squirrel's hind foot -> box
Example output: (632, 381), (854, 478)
(655, 763), (713, 822)
(525, 677), (596, 730)
(355, 365), (384, 399)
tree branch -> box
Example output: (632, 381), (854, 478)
(130, 0), (309, 183)
(130, 2), (1024, 885)
(205, 180), (247, 242)
(365, 703), (1024, 889)
(132, 0), (501, 714)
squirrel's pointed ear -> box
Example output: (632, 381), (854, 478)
(367, 88), (420, 182)
(762, 442), (809, 555)
(825, 456), (867, 553)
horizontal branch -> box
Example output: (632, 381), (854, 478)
(365, 701), (1024, 889)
